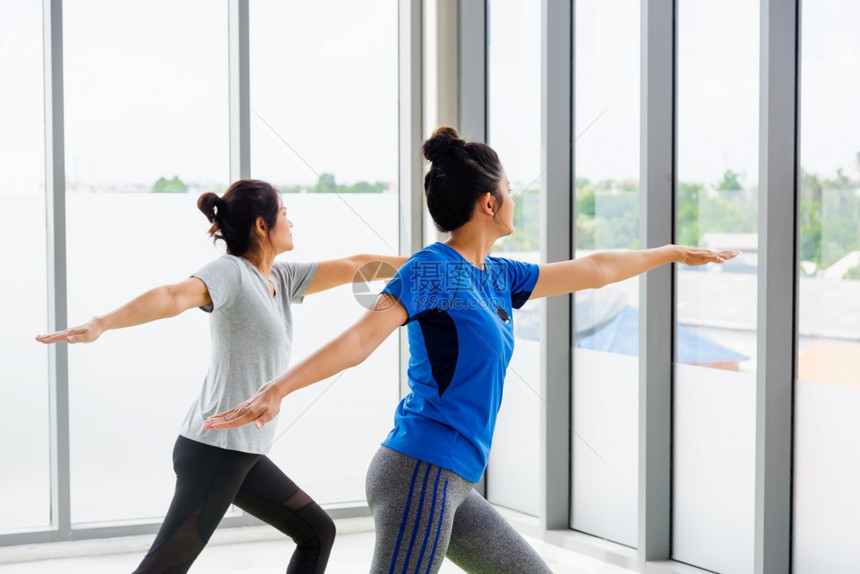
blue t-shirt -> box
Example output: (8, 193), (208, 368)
(381, 242), (540, 482)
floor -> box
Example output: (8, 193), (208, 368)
(0, 517), (636, 574)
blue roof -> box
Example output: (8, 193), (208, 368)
(575, 305), (749, 363)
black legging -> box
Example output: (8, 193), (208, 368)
(132, 436), (335, 574)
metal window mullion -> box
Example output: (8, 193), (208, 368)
(539, 0), (572, 532)
(228, 0), (250, 181)
(433, 0), (458, 131)
(638, 0), (675, 567)
(398, 0), (423, 399)
(755, 1), (798, 572)
(43, 0), (71, 541)
(458, 0), (486, 143)
(455, 0), (489, 497)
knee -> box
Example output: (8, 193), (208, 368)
(318, 513), (336, 549)
(296, 507), (335, 551)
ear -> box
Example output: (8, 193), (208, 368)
(478, 192), (496, 216)
(254, 216), (268, 236)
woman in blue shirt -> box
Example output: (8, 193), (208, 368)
(205, 129), (738, 573)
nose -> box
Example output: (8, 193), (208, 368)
(288, 219), (294, 228)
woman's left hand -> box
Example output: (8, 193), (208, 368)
(203, 382), (283, 430)
(676, 247), (740, 267)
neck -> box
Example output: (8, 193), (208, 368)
(445, 223), (500, 270)
(243, 247), (276, 277)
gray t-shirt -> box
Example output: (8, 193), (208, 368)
(179, 254), (318, 454)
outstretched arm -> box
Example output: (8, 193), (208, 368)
(203, 293), (407, 430)
(35, 277), (212, 344)
(530, 245), (739, 300)
(303, 254), (408, 295)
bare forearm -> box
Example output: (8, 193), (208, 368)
(94, 286), (182, 332)
(37, 277), (209, 345)
(202, 296), (406, 430)
(270, 324), (382, 398)
(350, 254), (408, 274)
(587, 245), (680, 287)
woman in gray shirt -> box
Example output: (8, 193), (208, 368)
(37, 179), (405, 574)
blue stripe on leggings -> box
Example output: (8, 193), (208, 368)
(425, 478), (448, 574)
(401, 462), (432, 572)
(415, 467), (442, 571)
(389, 461), (423, 574)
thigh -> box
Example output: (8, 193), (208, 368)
(366, 447), (473, 574)
(132, 436), (259, 574)
(446, 490), (552, 574)
(232, 455), (335, 543)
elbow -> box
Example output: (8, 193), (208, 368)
(584, 257), (612, 289)
(349, 339), (374, 368)
(347, 255), (373, 278)
(160, 286), (182, 318)
(392, 256), (408, 272)
(354, 254), (400, 279)
(349, 328), (382, 368)
(593, 267), (616, 289)
(347, 353), (366, 370)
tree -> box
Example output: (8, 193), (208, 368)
(312, 173), (337, 194)
(676, 182), (702, 247)
(304, 173), (387, 194)
(717, 169), (742, 191)
(152, 175), (187, 193)
(846, 262), (860, 281)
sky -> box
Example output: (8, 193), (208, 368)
(1, 0), (858, 193)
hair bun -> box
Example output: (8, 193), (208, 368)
(422, 126), (466, 163)
(197, 191), (221, 223)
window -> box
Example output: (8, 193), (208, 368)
(0, 0), (50, 532)
(571, 0), (640, 547)
(793, 1), (860, 570)
(63, 0), (229, 524)
(673, 1), (759, 571)
(485, 0), (542, 516)
(250, 0), (399, 505)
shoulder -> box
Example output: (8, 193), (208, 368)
(485, 255), (539, 289)
(392, 245), (451, 280)
(486, 254), (538, 271)
(484, 255), (519, 274)
(272, 259), (319, 302)
(414, 243), (449, 261)
(192, 255), (248, 311)
(405, 243), (455, 267)
(194, 254), (245, 278)
(272, 259), (318, 280)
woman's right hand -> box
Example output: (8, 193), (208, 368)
(36, 319), (105, 345)
(203, 381), (285, 430)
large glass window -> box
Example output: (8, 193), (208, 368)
(250, 0), (399, 505)
(485, 1), (542, 516)
(673, 1), (759, 571)
(0, 0), (51, 532)
(571, 0), (640, 548)
(63, 0), (229, 524)
(793, 1), (860, 570)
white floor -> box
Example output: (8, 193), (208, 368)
(0, 517), (636, 574)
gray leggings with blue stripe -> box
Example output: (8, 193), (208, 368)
(365, 447), (552, 574)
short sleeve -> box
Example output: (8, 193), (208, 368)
(273, 261), (319, 303)
(381, 254), (440, 322)
(499, 258), (539, 309)
(191, 256), (243, 313)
